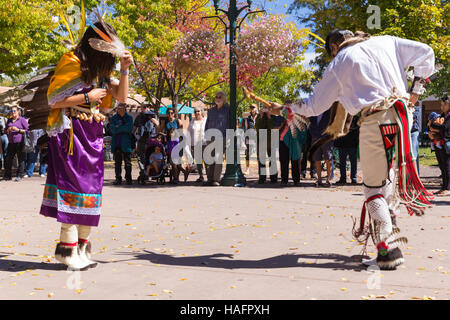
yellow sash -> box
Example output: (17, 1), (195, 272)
(46, 52), (83, 131)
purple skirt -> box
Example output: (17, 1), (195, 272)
(40, 118), (104, 227)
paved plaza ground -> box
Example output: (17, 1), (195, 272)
(0, 163), (448, 300)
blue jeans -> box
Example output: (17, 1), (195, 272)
(411, 131), (420, 175)
(25, 146), (47, 177)
(338, 147), (357, 182)
(0, 134), (8, 167)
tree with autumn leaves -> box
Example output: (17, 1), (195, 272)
(1, 0), (313, 112)
(0, 0), (103, 84)
(288, 0), (449, 97)
(109, 1), (313, 114)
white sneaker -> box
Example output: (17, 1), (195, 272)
(40, 174), (46, 177)
(23, 175), (31, 178)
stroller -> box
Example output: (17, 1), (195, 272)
(135, 110), (157, 181)
(137, 136), (171, 185)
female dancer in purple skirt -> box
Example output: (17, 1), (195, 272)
(40, 20), (133, 270)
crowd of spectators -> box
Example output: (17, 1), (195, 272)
(2, 93), (447, 192)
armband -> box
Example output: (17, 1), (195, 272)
(408, 77), (427, 95)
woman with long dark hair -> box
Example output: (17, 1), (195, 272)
(40, 20), (133, 270)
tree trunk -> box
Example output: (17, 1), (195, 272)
(171, 93), (179, 117)
(155, 70), (165, 115)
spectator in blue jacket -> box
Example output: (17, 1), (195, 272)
(110, 103), (134, 185)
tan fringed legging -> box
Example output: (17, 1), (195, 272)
(60, 223), (91, 244)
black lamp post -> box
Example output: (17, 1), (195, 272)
(207, 0), (264, 186)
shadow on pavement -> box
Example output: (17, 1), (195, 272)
(432, 199), (450, 206)
(113, 251), (368, 272)
(0, 255), (65, 272)
(103, 178), (318, 189)
(103, 177), (332, 190)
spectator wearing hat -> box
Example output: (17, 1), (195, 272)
(111, 103), (134, 185)
(133, 104), (159, 162)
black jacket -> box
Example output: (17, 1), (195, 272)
(334, 116), (360, 148)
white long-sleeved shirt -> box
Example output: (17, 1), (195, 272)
(293, 35), (436, 117)
(188, 117), (207, 146)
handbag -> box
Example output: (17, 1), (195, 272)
(22, 131), (34, 153)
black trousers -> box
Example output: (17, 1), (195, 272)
(279, 140), (300, 183)
(4, 142), (25, 179)
(114, 148), (132, 181)
(435, 148), (450, 190)
(257, 137), (277, 182)
(300, 131), (313, 174)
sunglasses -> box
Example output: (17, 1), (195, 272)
(12, 110), (18, 113)
(195, 110), (201, 113)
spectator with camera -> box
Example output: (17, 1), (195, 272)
(133, 104), (159, 159)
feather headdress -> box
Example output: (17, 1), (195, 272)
(87, 11), (126, 58)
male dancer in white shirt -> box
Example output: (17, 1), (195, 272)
(271, 30), (435, 270)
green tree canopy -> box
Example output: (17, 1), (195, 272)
(0, 0), (106, 83)
(0, 1), (63, 80)
(289, 0), (449, 97)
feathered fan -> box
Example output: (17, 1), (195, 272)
(87, 11), (126, 58)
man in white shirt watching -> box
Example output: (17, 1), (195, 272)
(271, 30), (436, 270)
